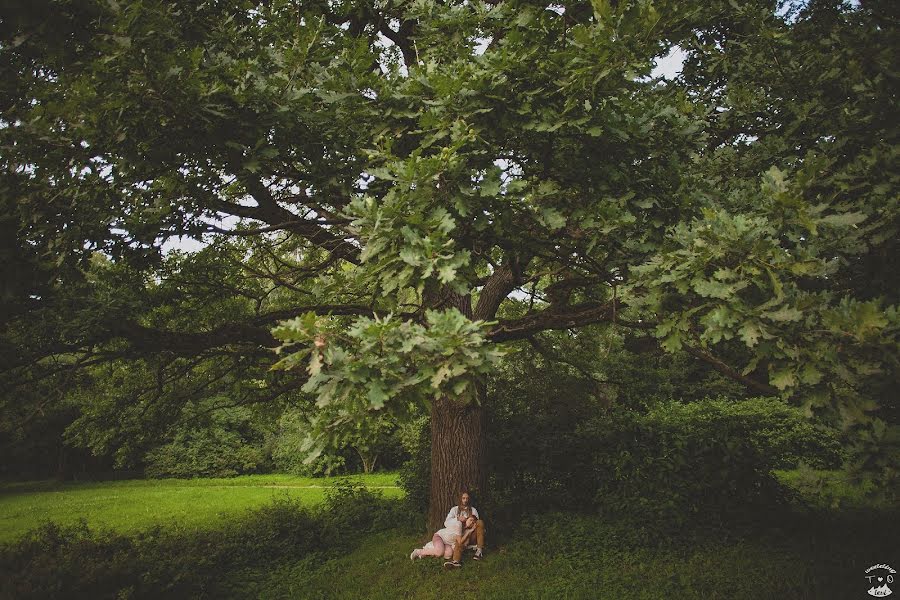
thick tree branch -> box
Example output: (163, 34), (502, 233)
(172, 382), (303, 428)
(102, 319), (279, 356)
(526, 335), (619, 387)
(488, 298), (774, 396)
(379, 19), (417, 68)
(241, 176), (361, 264)
(681, 344), (779, 396)
(100, 304), (380, 356)
(3, 304), (381, 379)
(250, 305), (378, 326)
(473, 253), (531, 320)
(205, 174), (360, 265)
(488, 301), (616, 342)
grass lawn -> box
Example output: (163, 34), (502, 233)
(0, 473), (401, 544)
(221, 507), (897, 600)
(216, 470), (897, 599)
(0, 470), (895, 599)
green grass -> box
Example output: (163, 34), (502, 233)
(220, 507), (898, 600)
(0, 473), (401, 544)
(775, 467), (892, 509)
(1, 470), (895, 599)
(216, 469), (897, 599)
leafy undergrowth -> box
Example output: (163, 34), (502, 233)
(1, 474), (895, 599)
(776, 468), (896, 510)
(221, 506), (897, 600)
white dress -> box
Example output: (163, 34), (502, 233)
(434, 522), (463, 545)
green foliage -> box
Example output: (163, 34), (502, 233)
(478, 326), (738, 503)
(582, 397), (843, 522)
(268, 408), (350, 476)
(143, 404), (268, 478)
(1, 0), (897, 505)
(396, 415), (431, 515)
(844, 417), (900, 505)
(269, 406), (410, 476)
(58, 334), (305, 472)
(625, 201), (899, 422)
(274, 309), (502, 406)
(320, 479), (410, 536)
(272, 309), (501, 460)
(777, 465), (898, 511)
(0, 480), (403, 599)
(345, 150), (476, 296)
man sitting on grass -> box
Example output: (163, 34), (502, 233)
(443, 489), (485, 569)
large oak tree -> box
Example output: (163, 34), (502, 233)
(2, 0), (896, 528)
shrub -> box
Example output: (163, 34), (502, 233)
(143, 404), (269, 478)
(581, 397), (844, 522)
(396, 332), (846, 527)
(397, 415), (430, 515)
(321, 479), (412, 537)
(143, 430), (266, 479)
(475, 392), (844, 526)
(268, 409), (352, 476)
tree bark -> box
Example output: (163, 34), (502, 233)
(426, 382), (487, 532)
(424, 287), (488, 532)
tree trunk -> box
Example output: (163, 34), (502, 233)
(426, 382), (487, 532)
(354, 447), (377, 474)
(424, 288), (489, 532)
(56, 443), (68, 481)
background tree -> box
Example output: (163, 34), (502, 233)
(1, 0), (896, 529)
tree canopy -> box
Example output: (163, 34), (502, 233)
(1, 0), (897, 525)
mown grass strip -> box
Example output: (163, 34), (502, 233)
(0, 473), (401, 544)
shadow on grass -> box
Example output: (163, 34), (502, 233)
(1, 478), (896, 600)
(218, 501), (899, 600)
(0, 480), (415, 600)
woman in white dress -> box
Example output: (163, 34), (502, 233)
(410, 492), (478, 560)
(409, 521), (462, 560)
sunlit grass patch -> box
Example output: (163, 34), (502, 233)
(0, 473), (401, 543)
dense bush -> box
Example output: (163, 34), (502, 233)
(0, 480), (404, 599)
(143, 405), (269, 478)
(141, 403), (411, 479)
(480, 390), (844, 526)
(269, 408), (410, 476)
(268, 409), (352, 476)
(397, 415), (431, 515)
(581, 397), (844, 523)
(475, 332), (763, 522)
(399, 331), (845, 527)
(143, 430), (266, 479)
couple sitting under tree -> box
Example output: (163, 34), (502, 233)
(409, 490), (485, 569)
